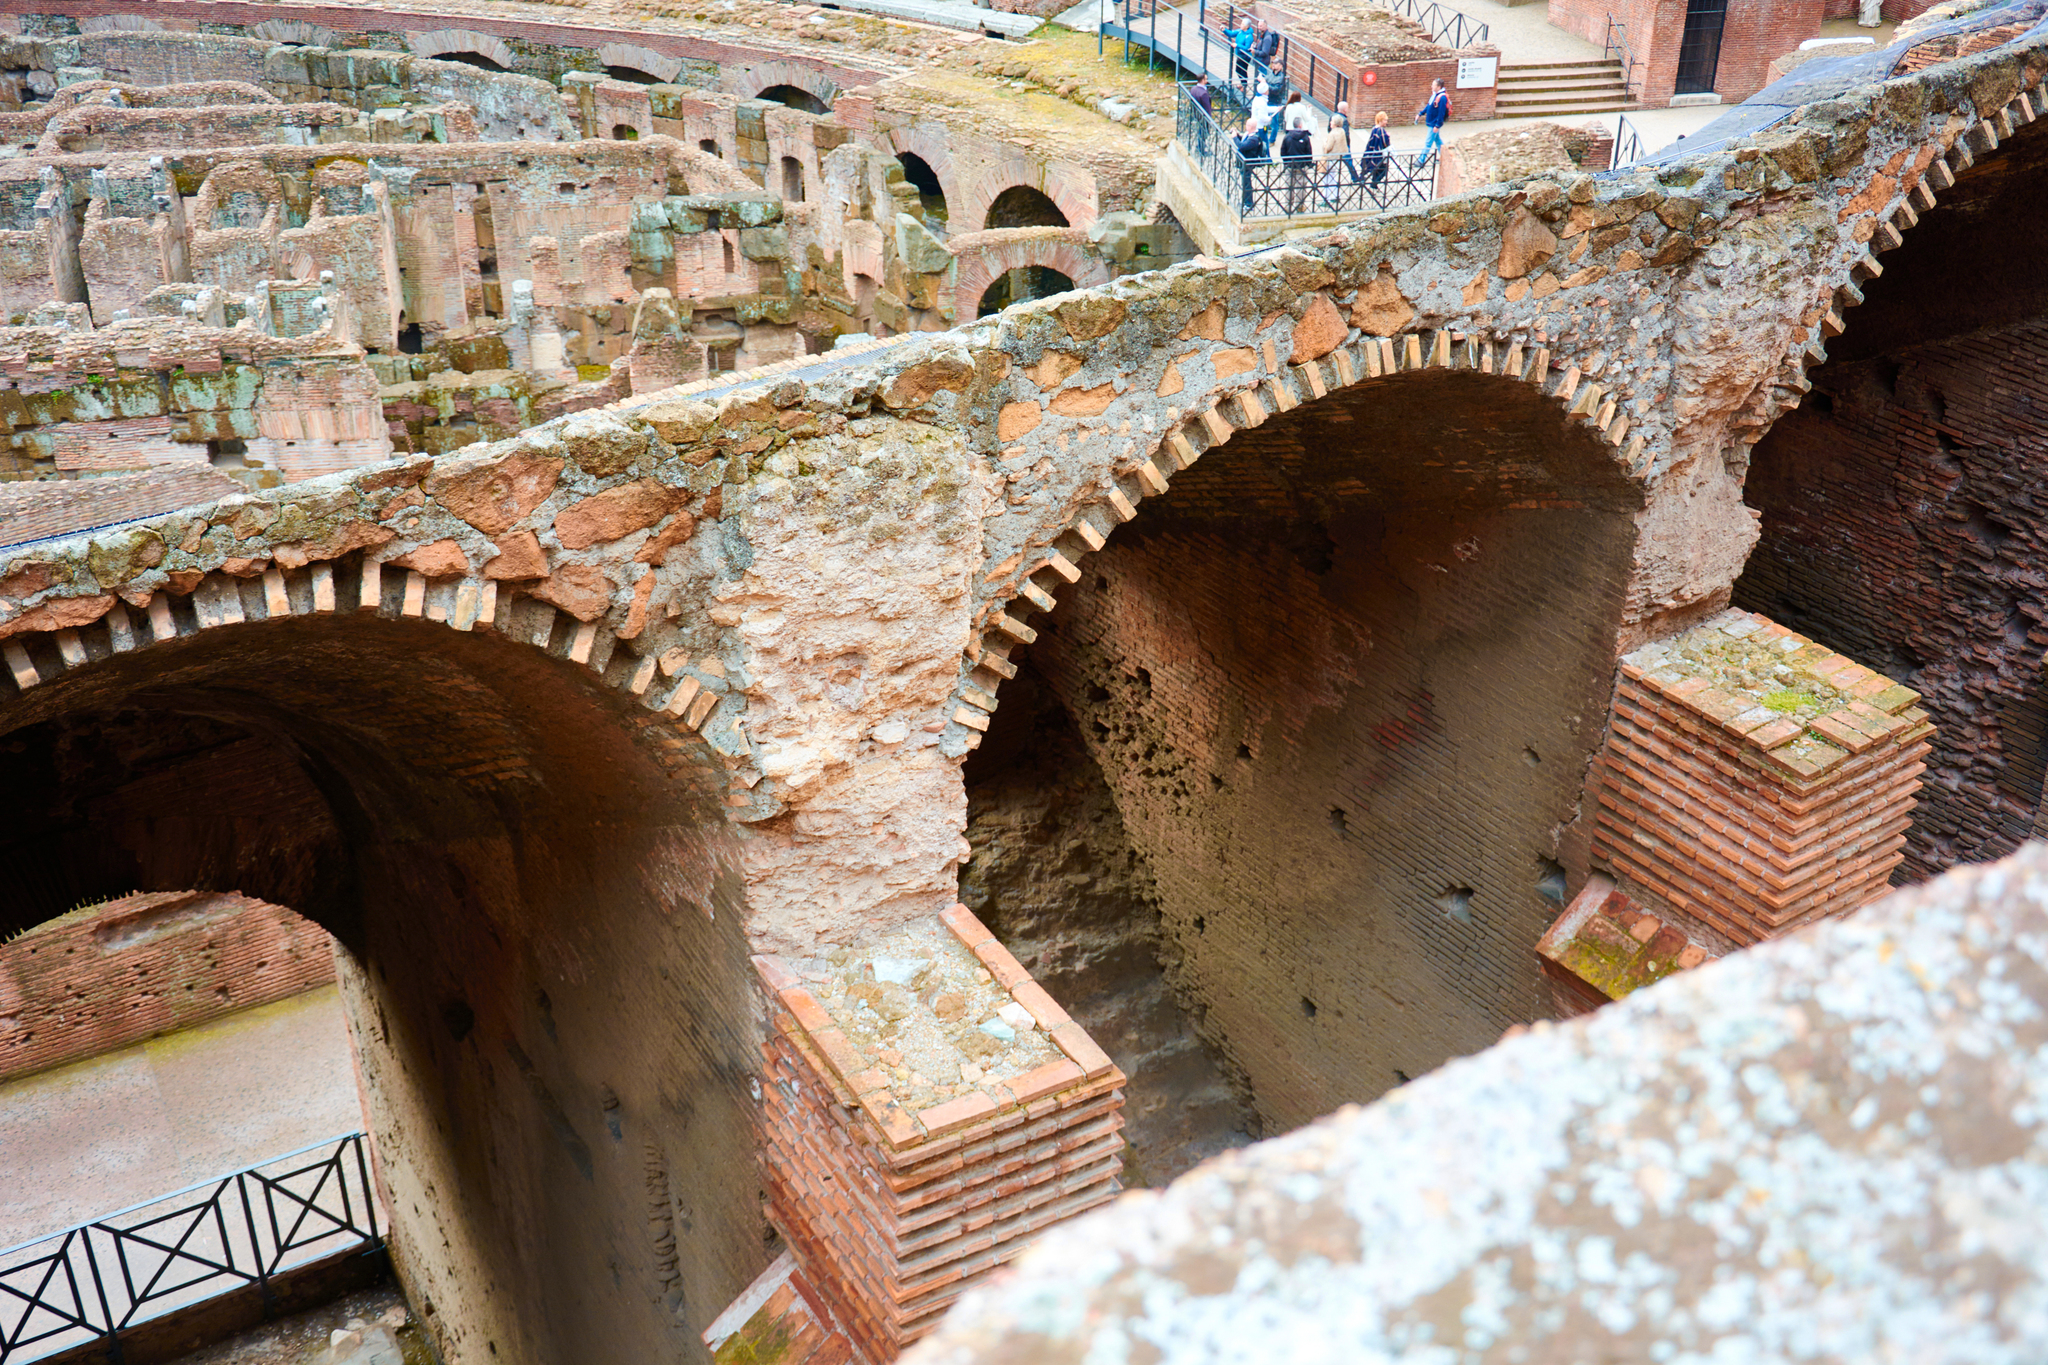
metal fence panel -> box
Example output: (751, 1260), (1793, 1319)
(0, 1134), (381, 1364)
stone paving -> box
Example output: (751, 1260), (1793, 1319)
(0, 986), (360, 1250)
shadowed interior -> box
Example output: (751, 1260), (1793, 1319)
(0, 616), (762, 1365)
(968, 369), (1643, 1138)
(1734, 115), (2048, 882)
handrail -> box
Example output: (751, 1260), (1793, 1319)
(1604, 14), (1643, 102)
(1612, 112), (1644, 167)
(1376, 0), (1491, 50)
(1, 1133), (382, 1363)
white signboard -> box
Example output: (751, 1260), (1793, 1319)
(1456, 56), (1498, 89)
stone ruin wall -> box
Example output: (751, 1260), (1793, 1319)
(0, 5), (2040, 1363)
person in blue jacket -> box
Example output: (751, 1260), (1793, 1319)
(1415, 77), (1450, 167)
(1223, 17), (1255, 90)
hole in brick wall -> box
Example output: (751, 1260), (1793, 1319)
(1436, 887), (1475, 924)
(1393, 1069), (1412, 1085)
(1535, 859), (1567, 905)
(442, 998), (476, 1042)
(1522, 746), (1541, 766)
(1210, 774), (1224, 791)
(1327, 807), (1347, 834)
(1236, 743), (1252, 761)
(1299, 997), (1317, 1019)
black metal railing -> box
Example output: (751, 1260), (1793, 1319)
(1604, 14), (1644, 101)
(1177, 83), (1437, 221)
(1101, 0), (1350, 117)
(1613, 112), (1644, 167)
(1, 1133), (381, 1364)
(1379, 0), (1491, 49)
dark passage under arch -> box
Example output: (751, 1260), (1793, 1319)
(756, 83), (830, 114)
(984, 184), (1068, 230)
(0, 606), (763, 1365)
(977, 265), (1075, 317)
(965, 368), (1643, 1156)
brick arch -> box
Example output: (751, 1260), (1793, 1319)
(945, 228), (1110, 321)
(597, 42), (686, 83)
(963, 166), (1095, 238)
(0, 545), (760, 1365)
(0, 553), (723, 736)
(405, 28), (519, 72)
(950, 302), (1649, 737)
(249, 17), (339, 46)
(726, 60), (841, 109)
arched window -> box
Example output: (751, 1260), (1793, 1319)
(699, 138), (721, 158)
(985, 185), (1069, 230)
(437, 50), (506, 72)
(612, 124), (639, 141)
(977, 265), (1076, 317)
(605, 65), (664, 85)
(897, 152), (947, 224)
(756, 84), (830, 115)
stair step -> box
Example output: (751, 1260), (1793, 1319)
(1496, 100), (1640, 116)
(1499, 59), (1622, 70)
(1497, 77), (1630, 90)
(1497, 90), (1637, 103)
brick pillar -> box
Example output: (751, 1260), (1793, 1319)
(749, 905), (1126, 1363)
(1589, 606), (1932, 948)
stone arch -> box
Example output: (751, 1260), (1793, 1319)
(596, 42), (686, 84)
(959, 298), (1652, 1124)
(889, 127), (964, 231)
(945, 229), (1109, 321)
(0, 549), (753, 1365)
(406, 28), (519, 74)
(250, 17), (339, 46)
(726, 60), (840, 110)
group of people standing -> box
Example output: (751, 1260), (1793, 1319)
(1189, 38), (1453, 215)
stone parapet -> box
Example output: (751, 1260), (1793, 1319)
(1591, 608), (1933, 947)
(752, 904), (1124, 1362)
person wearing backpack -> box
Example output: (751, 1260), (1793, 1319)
(1362, 109), (1392, 191)
(1279, 109), (1315, 213)
(1415, 78), (1450, 168)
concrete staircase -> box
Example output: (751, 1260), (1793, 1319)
(1495, 59), (1637, 118)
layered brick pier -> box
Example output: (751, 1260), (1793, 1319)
(746, 906), (1126, 1363)
(1544, 608), (1933, 1012)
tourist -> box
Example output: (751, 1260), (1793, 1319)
(1267, 89), (1304, 144)
(1279, 109), (1315, 214)
(1415, 78), (1450, 168)
(1247, 77), (1274, 140)
(1236, 122), (1271, 214)
(1251, 19), (1281, 81)
(1223, 17), (1255, 90)
(1362, 109), (1392, 189)
(1190, 75), (1212, 119)
(1322, 99), (1360, 197)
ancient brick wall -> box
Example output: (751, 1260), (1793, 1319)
(994, 369), (1640, 1134)
(960, 663), (1254, 1183)
(0, 891), (336, 1082)
(1733, 318), (2048, 883)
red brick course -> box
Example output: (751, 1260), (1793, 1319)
(1589, 610), (1931, 948)
(1548, 0), (1822, 105)
(751, 905), (1126, 1363)
(0, 891), (336, 1082)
